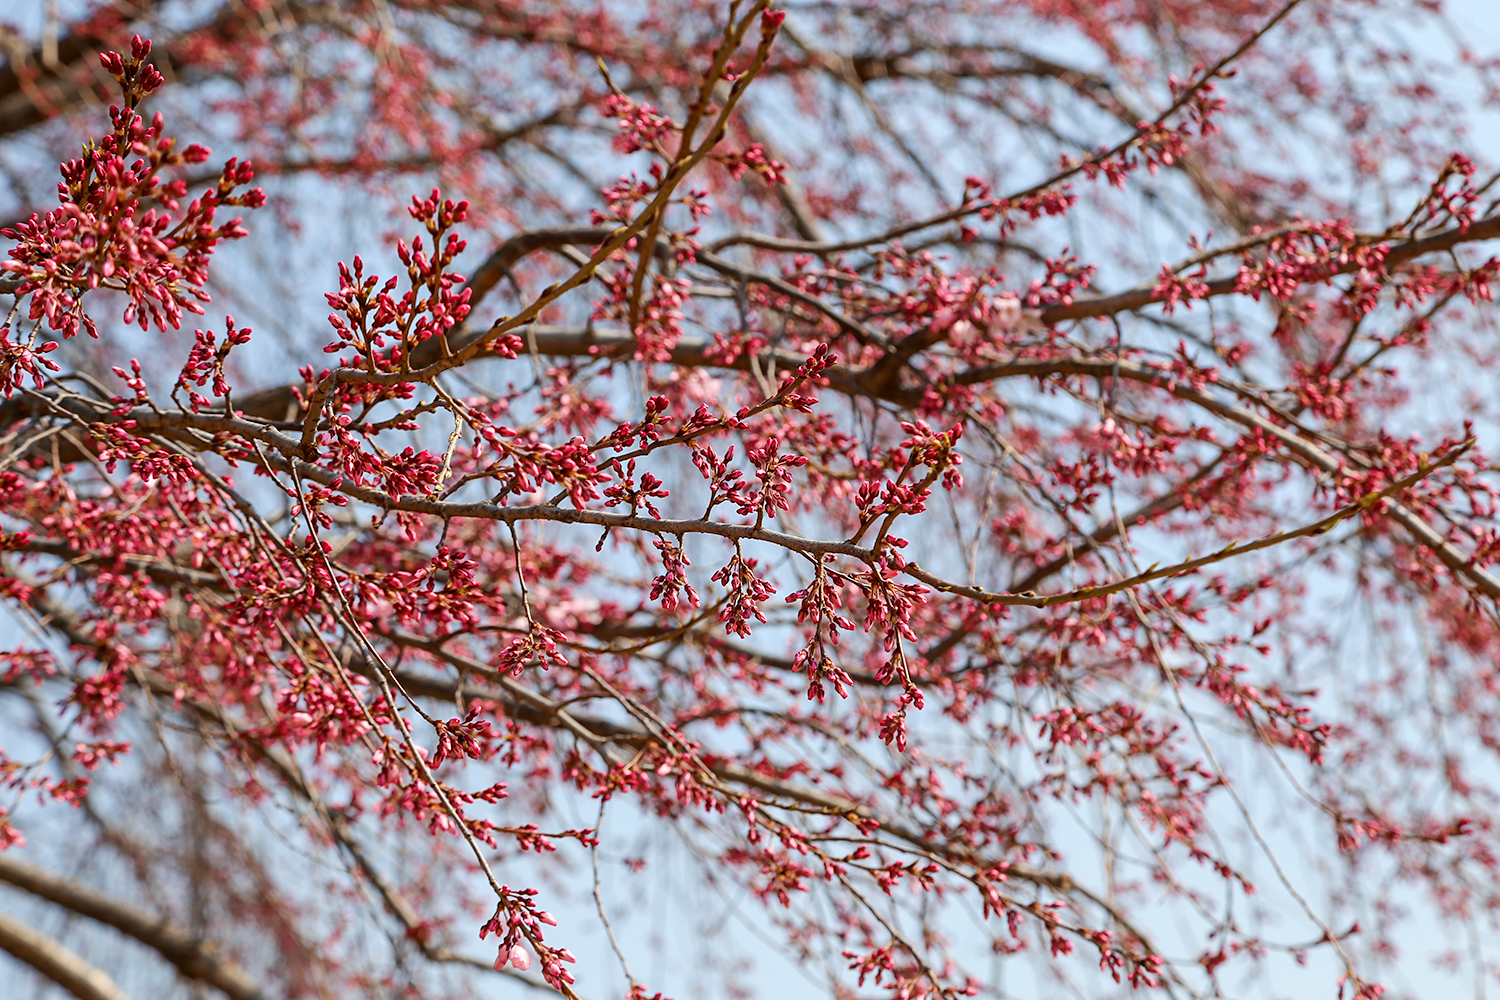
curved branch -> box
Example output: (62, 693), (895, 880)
(0, 908), (134, 1000)
(16, 353), (1497, 610)
(0, 854), (268, 1000)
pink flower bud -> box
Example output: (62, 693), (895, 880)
(509, 944), (531, 971)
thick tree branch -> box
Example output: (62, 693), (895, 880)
(1042, 213), (1500, 323)
(0, 854), (268, 1000)
(0, 908), (134, 1000)
(0, 1), (292, 139)
(90, 205), (1494, 435)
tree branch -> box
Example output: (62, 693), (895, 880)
(1042, 214), (1500, 323)
(0, 854), (269, 1000)
(0, 907), (134, 1000)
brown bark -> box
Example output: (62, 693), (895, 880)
(0, 908), (134, 1000)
